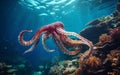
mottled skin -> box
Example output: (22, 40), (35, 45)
(18, 21), (94, 60)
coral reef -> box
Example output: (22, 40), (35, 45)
(62, 60), (78, 75)
(48, 1), (120, 75)
(107, 50), (120, 68)
(97, 33), (111, 45)
(95, 26), (120, 47)
(80, 0), (120, 44)
(1, 0), (119, 75)
(2, 0), (119, 75)
(49, 65), (64, 75)
(110, 27), (120, 42)
(48, 59), (79, 75)
(85, 56), (101, 68)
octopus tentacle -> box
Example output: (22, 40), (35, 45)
(18, 22), (94, 61)
(24, 38), (40, 53)
(53, 31), (81, 55)
(57, 28), (94, 60)
(57, 28), (87, 42)
(60, 35), (85, 46)
(18, 26), (49, 46)
(18, 30), (34, 46)
(42, 33), (55, 52)
(18, 22), (63, 53)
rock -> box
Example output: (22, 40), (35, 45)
(86, 19), (101, 26)
(80, 24), (109, 44)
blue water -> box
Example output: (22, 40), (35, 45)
(0, 0), (118, 69)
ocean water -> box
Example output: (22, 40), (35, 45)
(0, 0), (118, 74)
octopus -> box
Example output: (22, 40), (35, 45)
(18, 21), (94, 61)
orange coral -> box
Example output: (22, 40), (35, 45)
(73, 68), (82, 75)
(99, 34), (111, 44)
(98, 27), (120, 44)
(63, 69), (75, 74)
(107, 50), (120, 65)
(63, 69), (70, 74)
(85, 56), (101, 68)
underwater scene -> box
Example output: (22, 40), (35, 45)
(0, 0), (120, 75)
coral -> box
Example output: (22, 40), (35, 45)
(62, 59), (78, 67)
(62, 60), (78, 75)
(48, 59), (79, 75)
(63, 66), (76, 75)
(80, 1), (120, 44)
(110, 26), (120, 42)
(98, 33), (111, 45)
(85, 56), (101, 68)
(73, 55), (105, 75)
(49, 65), (64, 75)
(107, 50), (120, 67)
(108, 69), (120, 75)
(94, 27), (120, 50)
(105, 50), (120, 75)
(48, 1), (120, 75)
(72, 68), (82, 75)
(80, 23), (109, 44)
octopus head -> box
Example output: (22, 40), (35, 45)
(54, 21), (64, 29)
(50, 21), (64, 29)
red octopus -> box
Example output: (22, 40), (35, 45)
(18, 22), (93, 60)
